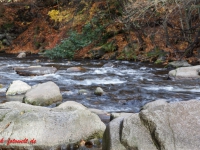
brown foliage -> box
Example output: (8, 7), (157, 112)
(120, 0), (200, 62)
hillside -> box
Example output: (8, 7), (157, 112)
(0, 0), (200, 64)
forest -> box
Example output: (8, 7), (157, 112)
(1, 1), (200, 150)
(0, 0), (200, 64)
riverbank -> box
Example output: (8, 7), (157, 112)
(0, 0), (199, 65)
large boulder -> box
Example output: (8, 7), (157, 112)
(0, 101), (106, 149)
(23, 81), (62, 106)
(102, 117), (127, 150)
(110, 113), (132, 121)
(6, 80), (31, 96)
(141, 99), (167, 110)
(102, 114), (157, 150)
(168, 65), (200, 79)
(14, 66), (57, 76)
(140, 100), (200, 150)
(103, 100), (200, 150)
(121, 114), (157, 150)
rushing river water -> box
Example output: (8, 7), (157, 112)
(0, 55), (200, 113)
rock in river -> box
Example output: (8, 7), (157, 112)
(94, 87), (104, 96)
(17, 52), (26, 58)
(167, 60), (191, 68)
(0, 101), (106, 149)
(14, 66), (57, 76)
(67, 67), (86, 72)
(6, 80), (31, 96)
(23, 81), (62, 106)
(168, 65), (200, 79)
(103, 62), (114, 68)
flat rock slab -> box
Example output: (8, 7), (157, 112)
(0, 101), (106, 149)
(14, 66), (57, 76)
(67, 67), (86, 72)
(167, 60), (191, 68)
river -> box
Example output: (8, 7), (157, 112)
(0, 55), (200, 113)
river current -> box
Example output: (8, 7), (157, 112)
(0, 55), (200, 113)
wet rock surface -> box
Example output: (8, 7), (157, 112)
(67, 66), (86, 72)
(14, 66), (57, 76)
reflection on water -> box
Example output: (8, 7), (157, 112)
(0, 55), (200, 113)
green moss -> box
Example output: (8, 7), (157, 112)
(147, 47), (166, 60)
(45, 17), (106, 59)
(0, 112), (9, 122)
(101, 41), (118, 52)
(155, 59), (163, 64)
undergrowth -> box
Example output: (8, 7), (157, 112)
(44, 18), (106, 59)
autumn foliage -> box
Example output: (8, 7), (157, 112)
(119, 0), (200, 63)
(0, 0), (199, 63)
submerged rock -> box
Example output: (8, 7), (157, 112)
(103, 62), (114, 68)
(6, 80), (31, 96)
(78, 89), (90, 95)
(168, 60), (191, 68)
(14, 66), (57, 76)
(67, 67), (86, 72)
(0, 101), (105, 149)
(23, 81), (62, 106)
